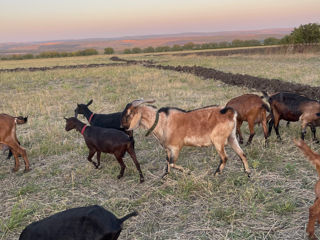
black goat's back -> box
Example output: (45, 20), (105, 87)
(19, 205), (131, 240)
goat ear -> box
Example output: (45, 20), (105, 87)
(87, 99), (93, 106)
(64, 117), (68, 120)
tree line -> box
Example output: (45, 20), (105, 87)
(1, 23), (319, 60)
(1, 48), (98, 61)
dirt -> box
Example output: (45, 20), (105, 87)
(0, 62), (130, 73)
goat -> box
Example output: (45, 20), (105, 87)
(0, 114), (29, 172)
(262, 91), (320, 142)
(19, 205), (138, 240)
(64, 117), (144, 183)
(74, 99), (133, 137)
(294, 139), (320, 240)
(3, 116), (27, 159)
(226, 94), (269, 145)
(121, 99), (251, 177)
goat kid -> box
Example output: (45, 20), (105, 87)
(294, 139), (320, 240)
(64, 117), (144, 183)
(74, 99), (133, 137)
(19, 205), (138, 240)
(0, 114), (29, 172)
(263, 91), (320, 142)
(3, 116), (27, 159)
(226, 94), (269, 145)
(121, 99), (251, 177)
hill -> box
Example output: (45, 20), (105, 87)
(0, 28), (291, 55)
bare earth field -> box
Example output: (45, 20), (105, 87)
(1, 51), (320, 240)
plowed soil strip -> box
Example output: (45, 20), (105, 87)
(110, 57), (320, 100)
(0, 62), (131, 73)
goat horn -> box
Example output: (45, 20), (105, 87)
(132, 99), (156, 107)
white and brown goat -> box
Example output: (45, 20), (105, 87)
(121, 99), (251, 177)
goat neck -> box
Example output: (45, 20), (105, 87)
(74, 120), (87, 134)
(139, 106), (164, 142)
(83, 107), (94, 122)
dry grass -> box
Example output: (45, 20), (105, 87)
(0, 53), (320, 239)
(125, 52), (320, 87)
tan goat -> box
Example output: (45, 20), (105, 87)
(0, 114), (30, 172)
(121, 99), (251, 177)
(294, 139), (320, 240)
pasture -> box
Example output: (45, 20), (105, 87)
(0, 51), (320, 239)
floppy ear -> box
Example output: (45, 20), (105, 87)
(87, 99), (93, 106)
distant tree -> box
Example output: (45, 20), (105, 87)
(104, 47), (114, 54)
(155, 46), (170, 52)
(182, 42), (195, 50)
(75, 49), (98, 56)
(218, 41), (230, 48)
(280, 35), (291, 44)
(123, 49), (132, 54)
(264, 37), (281, 45)
(131, 47), (142, 54)
(171, 44), (182, 51)
(243, 39), (261, 46)
(232, 39), (244, 47)
(290, 23), (320, 43)
(143, 46), (155, 53)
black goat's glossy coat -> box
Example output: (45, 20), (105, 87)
(74, 100), (132, 137)
(19, 205), (137, 240)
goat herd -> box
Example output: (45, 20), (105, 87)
(1, 90), (320, 239)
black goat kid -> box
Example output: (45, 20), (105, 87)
(64, 117), (144, 183)
(74, 99), (133, 137)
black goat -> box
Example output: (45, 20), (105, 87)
(19, 205), (138, 240)
(64, 117), (144, 183)
(74, 100), (133, 137)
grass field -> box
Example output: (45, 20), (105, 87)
(1, 51), (320, 239)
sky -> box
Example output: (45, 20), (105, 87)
(1, 0), (320, 43)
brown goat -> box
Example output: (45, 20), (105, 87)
(0, 114), (30, 172)
(263, 91), (320, 141)
(294, 139), (320, 240)
(64, 117), (144, 183)
(121, 99), (251, 177)
(226, 94), (269, 145)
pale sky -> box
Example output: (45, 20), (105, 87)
(1, 0), (320, 43)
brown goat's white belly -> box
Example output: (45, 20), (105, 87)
(184, 135), (212, 147)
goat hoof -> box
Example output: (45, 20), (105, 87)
(161, 172), (168, 179)
(11, 168), (19, 172)
(140, 178), (145, 183)
(117, 175), (123, 179)
(24, 168), (31, 173)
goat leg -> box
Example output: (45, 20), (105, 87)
(126, 146), (144, 183)
(115, 156), (126, 179)
(87, 149), (98, 168)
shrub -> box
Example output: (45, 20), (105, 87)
(104, 47), (114, 55)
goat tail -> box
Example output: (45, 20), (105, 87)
(261, 103), (270, 112)
(15, 116), (28, 124)
(261, 91), (270, 102)
(220, 107), (236, 121)
(220, 107), (235, 115)
(118, 211), (138, 224)
(294, 139), (320, 176)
